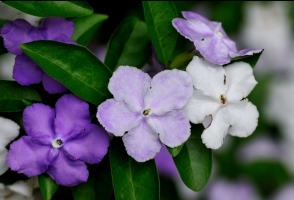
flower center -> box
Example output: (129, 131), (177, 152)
(141, 108), (153, 117)
(51, 138), (63, 148)
(216, 31), (223, 38)
(219, 94), (228, 105)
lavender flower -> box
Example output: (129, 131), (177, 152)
(6, 94), (110, 186)
(172, 11), (262, 65)
(0, 18), (76, 94)
(97, 66), (193, 162)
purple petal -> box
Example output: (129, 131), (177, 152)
(144, 69), (193, 115)
(47, 151), (88, 186)
(13, 54), (43, 85)
(42, 73), (67, 94)
(148, 110), (190, 148)
(122, 121), (162, 162)
(0, 19), (42, 55)
(64, 124), (110, 164)
(232, 48), (263, 58)
(38, 18), (75, 42)
(97, 99), (142, 136)
(6, 136), (58, 177)
(182, 11), (211, 24)
(23, 103), (56, 144)
(108, 66), (151, 111)
(54, 94), (91, 140)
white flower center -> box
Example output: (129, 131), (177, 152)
(51, 138), (63, 148)
(216, 31), (223, 38)
(219, 94), (228, 106)
(141, 107), (153, 118)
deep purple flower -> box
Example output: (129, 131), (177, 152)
(172, 11), (262, 65)
(0, 18), (76, 93)
(97, 66), (193, 162)
(6, 94), (110, 186)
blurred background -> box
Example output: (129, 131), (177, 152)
(1, 1), (294, 200)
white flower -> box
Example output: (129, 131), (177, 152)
(183, 56), (259, 149)
(0, 117), (19, 175)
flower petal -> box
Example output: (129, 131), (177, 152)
(122, 122), (161, 162)
(148, 110), (190, 148)
(0, 117), (20, 147)
(108, 66), (151, 111)
(23, 103), (55, 144)
(0, 19), (42, 55)
(144, 69), (193, 115)
(201, 108), (230, 149)
(64, 124), (110, 164)
(0, 148), (8, 175)
(6, 136), (58, 177)
(182, 11), (212, 24)
(47, 151), (88, 186)
(227, 100), (259, 137)
(54, 94), (91, 140)
(38, 18), (75, 41)
(224, 62), (257, 101)
(13, 54), (43, 85)
(187, 56), (227, 97)
(97, 99), (142, 136)
(42, 73), (68, 94)
(183, 90), (220, 124)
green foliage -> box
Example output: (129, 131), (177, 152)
(38, 174), (59, 200)
(167, 143), (184, 157)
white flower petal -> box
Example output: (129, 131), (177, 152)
(227, 100), (259, 137)
(186, 56), (227, 97)
(7, 178), (36, 198)
(183, 90), (220, 124)
(201, 108), (230, 149)
(0, 117), (20, 147)
(224, 62), (257, 101)
(0, 147), (8, 175)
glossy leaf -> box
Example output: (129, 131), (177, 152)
(0, 80), (41, 112)
(2, 1), (93, 17)
(72, 177), (95, 200)
(71, 14), (108, 46)
(20, 41), (112, 105)
(170, 51), (196, 70)
(105, 17), (151, 71)
(230, 50), (264, 68)
(167, 143), (184, 157)
(110, 138), (159, 200)
(0, 19), (9, 55)
(173, 124), (212, 191)
(143, 1), (178, 66)
(38, 174), (59, 200)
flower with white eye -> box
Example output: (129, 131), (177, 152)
(183, 56), (259, 149)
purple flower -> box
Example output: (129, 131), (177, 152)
(0, 18), (76, 94)
(172, 11), (262, 65)
(6, 94), (110, 186)
(97, 66), (193, 162)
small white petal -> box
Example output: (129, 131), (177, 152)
(0, 117), (20, 147)
(201, 108), (230, 149)
(0, 147), (8, 175)
(227, 100), (259, 137)
(186, 56), (227, 97)
(183, 90), (220, 124)
(7, 178), (36, 198)
(224, 62), (257, 101)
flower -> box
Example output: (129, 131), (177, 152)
(97, 66), (193, 162)
(183, 56), (259, 149)
(6, 94), (110, 186)
(0, 18), (76, 94)
(0, 117), (19, 176)
(172, 11), (262, 65)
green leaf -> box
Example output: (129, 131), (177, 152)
(170, 51), (196, 70)
(2, 1), (93, 17)
(38, 174), (59, 200)
(0, 80), (41, 112)
(105, 17), (151, 72)
(71, 14), (108, 46)
(167, 143), (184, 157)
(143, 1), (178, 66)
(110, 138), (159, 200)
(0, 19), (9, 55)
(20, 41), (112, 105)
(230, 50), (264, 68)
(173, 124), (212, 191)
(72, 177), (95, 200)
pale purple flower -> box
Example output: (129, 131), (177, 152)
(0, 18), (76, 94)
(6, 94), (110, 186)
(97, 66), (193, 162)
(172, 11), (262, 65)
(183, 56), (259, 149)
